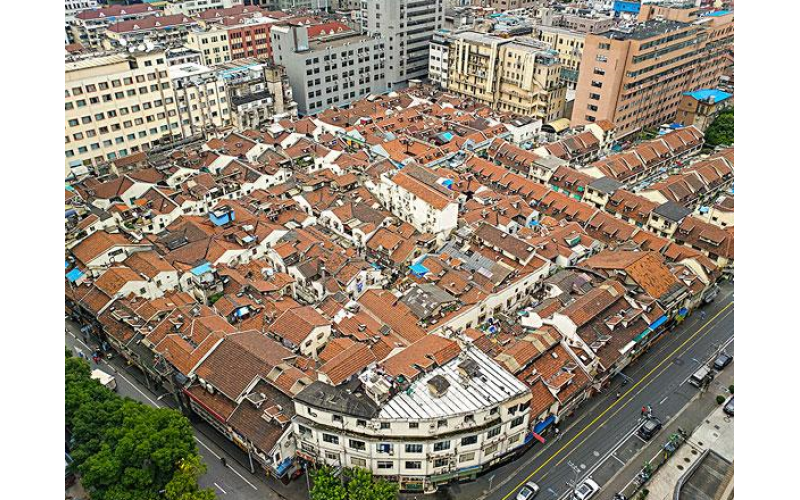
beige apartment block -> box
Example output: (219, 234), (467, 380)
(531, 25), (585, 89)
(447, 32), (566, 121)
(185, 27), (232, 66)
(572, 12), (733, 138)
(65, 48), (182, 174)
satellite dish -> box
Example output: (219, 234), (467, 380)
(119, 38), (128, 46)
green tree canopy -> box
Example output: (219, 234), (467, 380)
(310, 466), (346, 500)
(705, 108), (734, 147)
(65, 352), (214, 500)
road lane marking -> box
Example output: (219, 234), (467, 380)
(611, 454), (626, 465)
(498, 302), (734, 500)
(214, 482), (228, 495)
(659, 396), (669, 405)
(193, 438), (259, 490)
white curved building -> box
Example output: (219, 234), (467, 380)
(292, 345), (533, 493)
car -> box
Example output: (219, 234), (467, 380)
(516, 481), (540, 500)
(713, 352), (733, 370)
(723, 397), (734, 416)
(689, 365), (714, 387)
(573, 478), (600, 500)
(637, 417), (663, 441)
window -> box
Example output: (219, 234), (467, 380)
(380, 422), (391, 430)
(405, 461), (422, 470)
(461, 435), (478, 446)
(68, 119), (78, 127)
(322, 434), (339, 445)
(351, 457), (366, 467)
(459, 452), (475, 463)
(377, 443), (393, 454)
(509, 433), (522, 444)
(485, 443), (498, 455)
(599, 42), (611, 50)
(409, 422), (419, 429)
(433, 441), (450, 452)
(437, 419), (447, 428)
(298, 425), (311, 436)
(349, 439), (366, 451)
(589, 93), (601, 100)
(405, 444), (423, 454)
(487, 427), (501, 439)
(325, 451), (338, 460)
(434, 458), (448, 468)
(377, 461), (393, 469)
(357, 419), (367, 427)
(511, 416), (525, 428)
(332, 414), (343, 423)
(595, 55), (607, 63)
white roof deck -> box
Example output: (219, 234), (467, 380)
(378, 347), (528, 420)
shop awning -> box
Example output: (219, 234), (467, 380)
(534, 415), (556, 434)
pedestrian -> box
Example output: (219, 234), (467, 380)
(616, 391), (621, 399)
(700, 310), (707, 320)
(220, 457), (227, 467)
(641, 406), (647, 416)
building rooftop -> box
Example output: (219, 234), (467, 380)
(603, 20), (690, 41)
(378, 346), (529, 420)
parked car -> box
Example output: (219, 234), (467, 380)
(573, 478), (600, 500)
(713, 352), (733, 370)
(516, 481), (540, 500)
(689, 365), (714, 387)
(723, 397), (734, 416)
(637, 417), (663, 441)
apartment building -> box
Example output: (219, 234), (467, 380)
(376, 165), (459, 242)
(164, 0), (243, 16)
(446, 32), (566, 121)
(69, 4), (161, 49)
(361, 0), (445, 89)
(270, 24), (386, 115)
(428, 31), (451, 89)
(104, 15), (200, 50)
(485, 0), (538, 9)
(185, 26), (232, 66)
(572, 11), (733, 138)
(168, 63), (231, 138)
(65, 0), (99, 43)
(293, 344), (532, 493)
(218, 59), (298, 128)
(65, 48), (181, 172)
(531, 25), (585, 89)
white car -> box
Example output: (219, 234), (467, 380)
(572, 478), (600, 500)
(516, 481), (540, 500)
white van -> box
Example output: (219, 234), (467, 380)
(689, 365), (713, 388)
(91, 369), (117, 392)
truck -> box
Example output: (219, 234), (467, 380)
(688, 365), (713, 388)
(91, 369), (117, 392)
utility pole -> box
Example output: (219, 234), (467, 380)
(567, 461), (581, 496)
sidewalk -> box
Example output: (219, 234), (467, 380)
(596, 365), (734, 500)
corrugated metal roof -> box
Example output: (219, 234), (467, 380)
(379, 347), (528, 420)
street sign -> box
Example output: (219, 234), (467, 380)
(532, 432), (546, 444)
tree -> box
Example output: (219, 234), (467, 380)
(65, 352), (214, 500)
(164, 455), (216, 500)
(310, 466), (346, 500)
(705, 108), (734, 147)
(345, 468), (398, 500)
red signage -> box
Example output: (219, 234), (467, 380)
(532, 432), (546, 444)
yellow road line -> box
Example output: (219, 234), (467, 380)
(499, 301), (734, 500)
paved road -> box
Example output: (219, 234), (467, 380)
(65, 323), (275, 500)
(449, 285), (734, 500)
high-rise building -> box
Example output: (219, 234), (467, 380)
(270, 24), (386, 115)
(572, 11), (733, 138)
(446, 32), (566, 121)
(360, 0), (445, 89)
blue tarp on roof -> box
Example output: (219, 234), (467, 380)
(190, 262), (213, 276)
(65, 261), (70, 269)
(410, 263), (429, 276)
(683, 89), (732, 102)
(703, 10), (731, 17)
(66, 268), (84, 283)
(442, 179), (454, 189)
(274, 457), (293, 476)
